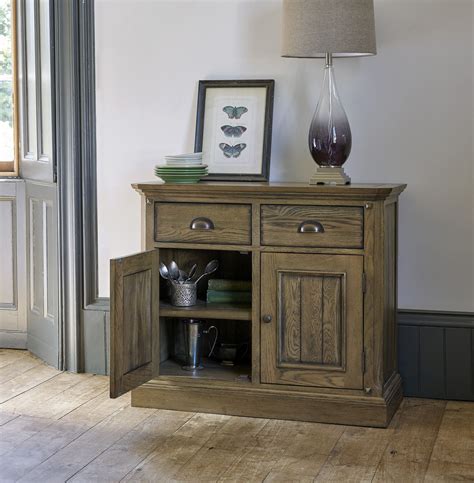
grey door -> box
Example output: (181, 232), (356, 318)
(18, 0), (60, 368)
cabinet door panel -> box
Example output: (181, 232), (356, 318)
(261, 253), (363, 389)
(110, 250), (159, 398)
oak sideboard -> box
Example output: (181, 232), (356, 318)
(110, 182), (406, 427)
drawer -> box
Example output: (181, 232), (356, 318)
(261, 205), (363, 248)
(155, 202), (252, 245)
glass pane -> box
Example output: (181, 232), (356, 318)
(0, 0), (14, 163)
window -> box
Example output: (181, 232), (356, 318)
(0, 0), (18, 175)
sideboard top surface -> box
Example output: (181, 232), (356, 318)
(133, 181), (406, 200)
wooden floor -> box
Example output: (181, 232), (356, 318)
(0, 350), (472, 482)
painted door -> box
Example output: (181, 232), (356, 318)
(110, 250), (160, 398)
(16, 0), (60, 367)
(261, 253), (364, 389)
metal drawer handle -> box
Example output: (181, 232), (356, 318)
(190, 217), (215, 231)
(297, 220), (325, 233)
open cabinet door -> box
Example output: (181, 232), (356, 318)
(110, 250), (159, 398)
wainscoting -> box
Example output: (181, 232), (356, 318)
(399, 311), (474, 401)
(0, 180), (27, 348)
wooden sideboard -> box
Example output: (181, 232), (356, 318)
(110, 182), (406, 427)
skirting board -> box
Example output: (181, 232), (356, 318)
(398, 310), (474, 401)
(0, 331), (27, 349)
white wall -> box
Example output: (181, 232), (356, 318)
(96, 0), (474, 312)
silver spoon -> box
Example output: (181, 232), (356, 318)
(178, 269), (188, 284)
(169, 260), (180, 283)
(194, 259), (219, 285)
(186, 264), (197, 282)
(159, 262), (171, 280)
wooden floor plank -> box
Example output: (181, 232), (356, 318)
(0, 419), (90, 481)
(17, 406), (157, 482)
(372, 398), (446, 482)
(122, 413), (231, 481)
(424, 460), (474, 481)
(0, 363), (61, 403)
(428, 399), (474, 466)
(219, 419), (345, 482)
(0, 415), (54, 456)
(174, 416), (270, 482)
(0, 372), (94, 416)
(0, 349), (29, 369)
(60, 390), (131, 426)
(0, 354), (43, 384)
(0, 409), (20, 426)
(0, 389), (135, 481)
(314, 426), (394, 481)
(69, 410), (194, 482)
(17, 374), (108, 420)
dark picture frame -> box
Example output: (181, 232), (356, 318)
(194, 79), (274, 182)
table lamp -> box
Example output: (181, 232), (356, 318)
(282, 0), (377, 185)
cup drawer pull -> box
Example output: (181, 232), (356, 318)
(190, 217), (215, 230)
(297, 220), (325, 233)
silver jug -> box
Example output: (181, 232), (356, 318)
(182, 319), (218, 371)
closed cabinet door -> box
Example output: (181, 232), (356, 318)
(261, 253), (364, 389)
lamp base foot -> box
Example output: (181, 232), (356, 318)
(309, 167), (351, 186)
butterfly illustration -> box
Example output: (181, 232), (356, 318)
(219, 143), (247, 158)
(220, 125), (247, 138)
(223, 106), (248, 119)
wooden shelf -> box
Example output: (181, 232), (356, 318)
(159, 357), (251, 383)
(159, 300), (252, 321)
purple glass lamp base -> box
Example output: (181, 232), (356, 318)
(308, 55), (352, 185)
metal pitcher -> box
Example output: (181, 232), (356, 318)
(182, 319), (218, 371)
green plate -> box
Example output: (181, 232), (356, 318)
(155, 170), (208, 174)
(155, 172), (208, 177)
(158, 176), (204, 181)
(157, 178), (204, 184)
(155, 167), (207, 171)
(157, 174), (208, 179)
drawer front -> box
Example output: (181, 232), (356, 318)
(261, 205), (363, 248)
(155, 203), (252, 245)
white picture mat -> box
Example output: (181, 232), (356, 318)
(201, 87), (267, 175)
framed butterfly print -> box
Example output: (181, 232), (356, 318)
(194, 80), (275, 181)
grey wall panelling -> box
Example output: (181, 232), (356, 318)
(398, 311), (474, 401)
(0, 180), (27, 348)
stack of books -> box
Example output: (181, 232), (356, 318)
(207, 279), (252, 305)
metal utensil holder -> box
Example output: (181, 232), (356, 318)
(170, 282), (197, 307)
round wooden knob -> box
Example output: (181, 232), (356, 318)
(262, 314), (272, 323)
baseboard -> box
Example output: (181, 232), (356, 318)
(0, 330), (27, 349)
(398, 310), (474, 401)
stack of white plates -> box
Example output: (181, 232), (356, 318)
(164, 152), (204, 167)
(155, 152), (208, 184)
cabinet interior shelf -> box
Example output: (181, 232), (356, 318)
(159, 358), (251, 383)
(159, 300), (252, 321)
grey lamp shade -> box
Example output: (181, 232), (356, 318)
(282, 0), (377, 58)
